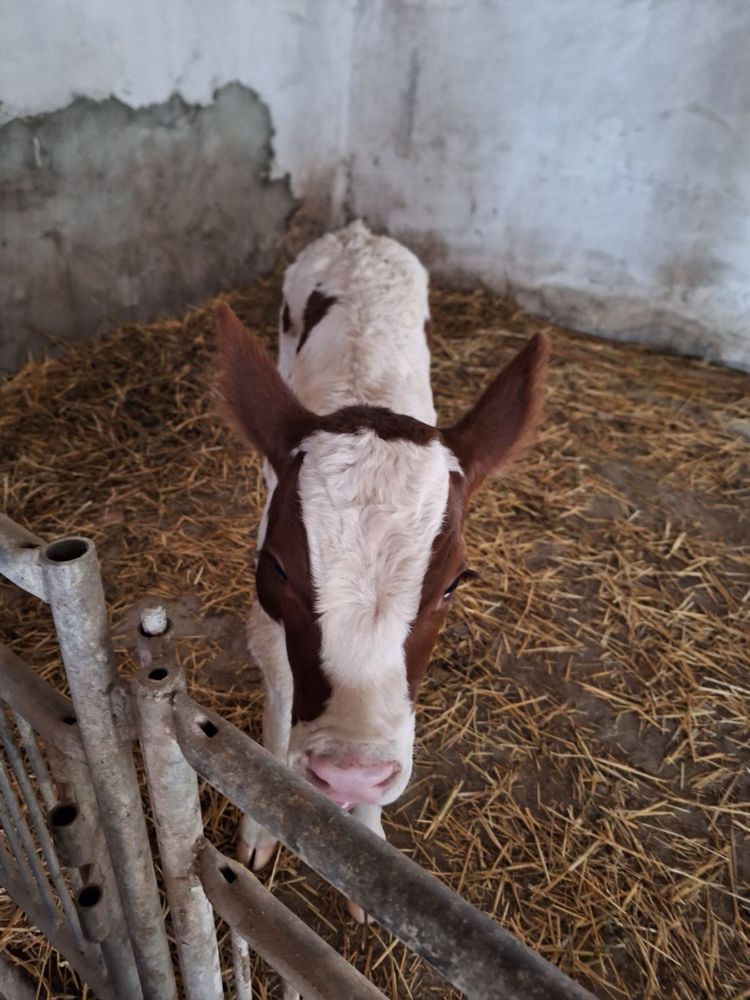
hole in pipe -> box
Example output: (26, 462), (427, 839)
(220, 866), (237, 884)
(45, 538), (89, 563)
(61, 715), (77, 726)
(50, 802), (78, 827)
(198, 719), (218, 738)
(78, 884), (103, 908)
(148, 667), (168, 681)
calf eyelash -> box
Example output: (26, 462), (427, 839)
(443, 569), (479, 601)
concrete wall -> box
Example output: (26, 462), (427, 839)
(348, 1), (750, 370)
(2, 1), (749, 371)
(0, 1), (355, 372)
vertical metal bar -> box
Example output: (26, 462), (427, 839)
(13, 712), (57, 811)
(0, 710), (84, 945)
(47, 800), (144, 1000)
(0, 837), (114, 1000)
(133, 661), (223, 1000)
(231, 931), (253, 1000)
(0, 789), (36, 897)
(0, 755), (57, 921)
(40, 536), (176, 1000)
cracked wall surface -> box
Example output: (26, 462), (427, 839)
(2, 0), (749, 371)
(0, 84), (295, 371)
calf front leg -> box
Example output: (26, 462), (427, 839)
(237, 602), (292, 871)
(344, 804), (385, 924)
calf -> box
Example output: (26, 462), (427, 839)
(216, 222), (547, 920)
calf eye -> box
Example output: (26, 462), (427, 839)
(261, 551), (288, 583)
(271, 557), (288, 582)
(443, 569), (478, 601)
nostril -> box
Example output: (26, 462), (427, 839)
(305, 765), (331, 791)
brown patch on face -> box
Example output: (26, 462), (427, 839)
(319, 405), (438, 445)
(404, 472), (467, 699)
(424, 316), (433, 347)
(297, 289), (337, 354)
(255, 452), (331, 723)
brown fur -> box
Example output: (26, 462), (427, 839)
(298, 290), (337, 354)
(443, 331), (549, 493)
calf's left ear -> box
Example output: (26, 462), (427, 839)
(442, 332), (549, 493)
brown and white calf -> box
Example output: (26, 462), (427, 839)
(216, 222), (547, 916)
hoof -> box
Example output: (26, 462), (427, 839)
(237, 815), (279, 871)
(345, 896), (375, 925)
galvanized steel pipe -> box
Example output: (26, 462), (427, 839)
(0, 711), (83, 944)
(13, 713), (57, 811)
(0, 514), (46, 601)
(175, 693), (598, 1000)
(0, 644), (86, 761)
(200, 843), (387, 1000)
(0, 838), (112, 1000)
(40, 535), (176, 1000)
(231, 930), (253, 1000)
(133, 661), (223, 1000)
(0, 755), (58, 921)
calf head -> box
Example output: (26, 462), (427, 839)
(216, 304), (548, 809)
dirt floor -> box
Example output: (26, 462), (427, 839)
(1, 274), (749, 999)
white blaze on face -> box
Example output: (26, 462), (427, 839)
(286, 428), (458, 798)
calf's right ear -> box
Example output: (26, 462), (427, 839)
(214, 304), (312, 472)
(443, 332), (549, 494)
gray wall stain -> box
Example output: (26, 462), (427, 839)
(395, 49), (420, 159)
(0, 84), (296, 372)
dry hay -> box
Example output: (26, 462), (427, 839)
(1, 272), (749, 1000)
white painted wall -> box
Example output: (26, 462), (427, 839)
(349, 1), (750, 369)
(3, 0), (749, 368)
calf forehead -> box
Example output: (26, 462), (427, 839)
(298, 430), (457, 684)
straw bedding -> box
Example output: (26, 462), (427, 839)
(0, 273), (748, 999)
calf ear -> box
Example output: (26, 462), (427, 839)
(443, 332), (549, 493)
(215, 304), (312, 472)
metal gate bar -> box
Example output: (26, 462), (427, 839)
(13, 713), (57, 811)
(0, 755), (58, 921)
(0, 644), (143, 998)
(39, 536), (177, 1000)
(1, 515), (176, 998)
(0, 711), (83, 943)
(0, 839), (111, 998)
(174, 692), (598, 1000)
(200, 842), (387, 1000)
(133, 663), (223, 1000)
(2, 512), (601, 1000)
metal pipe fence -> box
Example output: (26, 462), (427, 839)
(0, 512), (600, 1000)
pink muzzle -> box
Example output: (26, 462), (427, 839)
(305, 752), (400, 809)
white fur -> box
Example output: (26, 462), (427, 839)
(242, 223), (452, 881)
(280, 220), (435, 421)
(284, 430), (456, 801)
